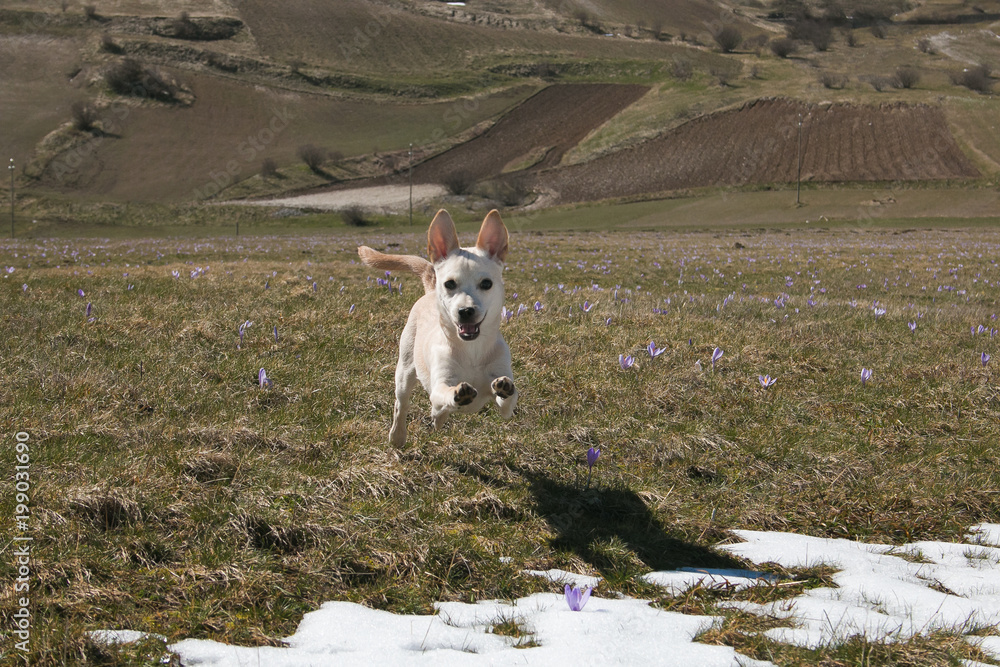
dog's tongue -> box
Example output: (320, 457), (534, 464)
(459, 323), (480, 339)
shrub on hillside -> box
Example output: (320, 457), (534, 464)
(870, 23), (889, 39)
(444, 172), (475, 196)
(573, 10), (602, 34)
(712, 26), (743, 53)
(260, 158), (278, 179)
(83, 5), (98, 20)
(893, 66), (921, 89)
(297, 145), (328, 174)
(100, 33), (122, 54)
(671, 56), (693, 81)
(171, 12), (199, 40)
(105, 59), (181, 102)
(770, 38), (797, 58)
(70, 101), (99, 132)
(710, 65), (737, 87)
(482, 178), (532, 207)
(818, 72), (848, 89)
(864, 74), (894, 92)
(743, 34), (769, 54)
(951, 65), (993, 93)
(341, 206), (372, 227)
(788, 19), (833, 51)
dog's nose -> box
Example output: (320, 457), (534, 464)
(458, 307), (477, 322)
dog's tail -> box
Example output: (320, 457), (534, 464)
(358, 246), (436, 294)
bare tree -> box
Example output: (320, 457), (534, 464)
(952, 65), (993, 93)
(713, 25), (743, 53)
(893, 66), (920, 89)
(770, 37), (797, 58)
(671, 56), (693, 80)
(260, 158), (278, 179)
(70, 101), (99, 132)
(818, 71), (848, 89)
(297, 145), (328, 174)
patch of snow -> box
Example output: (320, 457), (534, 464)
(88, 629), (166, 645)
(168, 595), (773, 666)
(97, 526), (1000, 665)
(720, 530), (1000, 648)
(642, 568), (777, 595)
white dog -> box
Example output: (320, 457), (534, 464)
(358, 209), (517, 445)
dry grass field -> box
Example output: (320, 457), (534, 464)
(3, 219), (999, 664)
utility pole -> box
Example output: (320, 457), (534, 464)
(408, 143), (413, 226)
(795, 114), (803, 206)
(8, 159), (14, 238)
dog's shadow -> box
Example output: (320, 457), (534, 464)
(467, 465), (744, 575)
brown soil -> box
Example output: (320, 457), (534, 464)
(532, 98), (981, 204)
(410, 83), (650, 185)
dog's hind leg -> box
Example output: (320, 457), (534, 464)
(389, 364), (417, 447)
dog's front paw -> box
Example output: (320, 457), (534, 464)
(491, 376), (515, 399)
(454, 382), (478, 406)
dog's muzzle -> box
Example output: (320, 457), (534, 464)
(457, 307), (481, 340)
(458, 322), (481, 341)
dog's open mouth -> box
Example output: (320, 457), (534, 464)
(458, 322), (481, 341)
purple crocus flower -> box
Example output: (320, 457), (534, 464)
(581, 300), (595, 312)
(349, 304), (356, 314)
(534, 301), (543, 312)
(982, 352), (991, 367)
(238, 320), (252, 347)
(908, 321), (917, 333)
(861, 367), (872, 385)
(758, 374), (776, 388)
(619, 354), (635, 370)
(501, 306), (513, 323)
(711, 347), (724, 371)
(647, 341), (665, 358)
(587, 447), (600, 469)
(77, 289), (85, 297)
(564, 584), (592, 612)
(86, 302), (92, 318)
(273, 326), (279, 343)
(258, 368), (272, 389)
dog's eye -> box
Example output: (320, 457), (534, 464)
(479, 279), (493, 290)
(444, 279), (457, 290)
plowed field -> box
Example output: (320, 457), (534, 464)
(534, 98), (980, 203)
(411, 83), (649, 185)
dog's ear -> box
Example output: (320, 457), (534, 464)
(476, 209), (508, 263)
(427, 209), (460, 263)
